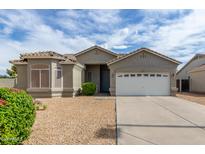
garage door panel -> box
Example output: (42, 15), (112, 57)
(116, 73), (170, 96)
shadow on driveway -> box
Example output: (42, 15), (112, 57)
(95, 125), (116, 139)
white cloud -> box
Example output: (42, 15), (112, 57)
(88, 10), (121, 24)
(0, 10), (42, 32)
(112, 45), (129, 49)
(102, 27), (131, 49)
(0, 27), (12, 35)
(0, 10), (96, 75)
(146, 10), (205, 56)
(21, 24), (94, 52)
(1, 9), (205, 74)
(103, 10), (205, 68)
(0, 38), (22, 75)
(55, 10), (121, 33)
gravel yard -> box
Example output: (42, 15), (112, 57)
(23, 96), (116, 145)
(176, 92), (205, 106)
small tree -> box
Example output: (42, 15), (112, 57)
(6, 65), (17, 78)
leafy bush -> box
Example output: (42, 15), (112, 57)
(0, 88), (36, 145)
(0, 99), (6, 106)
(82, 82), (96, 96)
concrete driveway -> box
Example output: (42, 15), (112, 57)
(116, 96), (205, 145)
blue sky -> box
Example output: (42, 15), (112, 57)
(0, 9), (205, 75)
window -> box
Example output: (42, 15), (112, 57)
(117, 75), (122, 77)
(31, 64), (49, 88)
(144, 74), (148, 77)
(157, 74), (162, 77)
(88, 72), (92, 81)
(31, 70), (40, 88)
(163, 74), (168, 77)
(55, 67), (62, 88)
(31, 64), (49, 69)
(130, 74), (135, 77)
(137, 74), (142, 77)
(41, 70), (49, 87)
(150, 74), (155, 77)
(124, 74), (129, 77)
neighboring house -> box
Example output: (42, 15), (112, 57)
(10, 45), (180, 97)
(176, 54), (205, 92)
(188, 65), (205, 93)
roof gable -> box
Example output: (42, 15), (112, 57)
(74, 45), (117, 57)
(107, 48), (181, 65)
(177, 54), (205, 74)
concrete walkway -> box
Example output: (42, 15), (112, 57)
(116, 96), (205, 145)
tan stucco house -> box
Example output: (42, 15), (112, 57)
(10, 45), (180, 97)
(176, 54), (205, 93)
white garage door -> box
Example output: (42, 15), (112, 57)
(116, 73), (170, 96)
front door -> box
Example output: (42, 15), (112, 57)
(181, 79), (190, 92)
(100, 65), (110, 93)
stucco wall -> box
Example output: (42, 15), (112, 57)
(76, 48), (116, 64)
(177, 55), (205, 80)
(16, 65), (27, 90)
(81, 69), (85, 83)
(62, 64), (84, 97)
(73, 65), (83, 91)
(85, 65), (100, 92)
(189, 71), (205, 93)
(62, 64), (73, 88)
(0, 78), (16, 88)
(108, 51), (178, 96)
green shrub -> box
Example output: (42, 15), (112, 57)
(43, 104), (47, 110)
(34, 100), (47, 111)
(82, 82), (96, 96)
(0, 88), (36, 145)
(35, 105), (40, 110)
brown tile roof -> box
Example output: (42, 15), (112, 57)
(63, 54), (77, 62)
(20, 51), (64, 60)
(11, 51), (78, 65)
(59, 59), (75, 64)
(10, 59), (28, 65)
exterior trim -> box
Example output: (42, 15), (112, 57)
(107, 48), (181, 65)
(74, 45), (118, 57)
